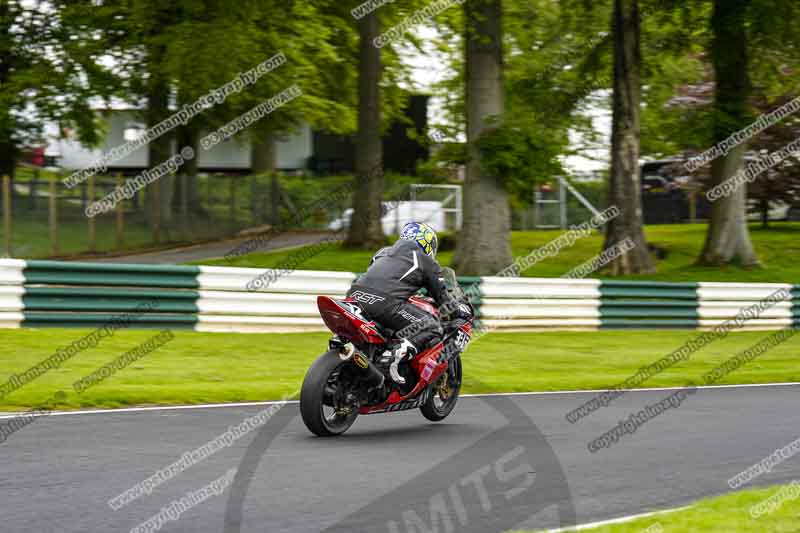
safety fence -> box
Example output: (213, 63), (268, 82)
(0, 259), (798, 333)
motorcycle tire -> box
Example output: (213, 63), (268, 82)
(420, 354), (462, 422)
(300, 350), (359, 437)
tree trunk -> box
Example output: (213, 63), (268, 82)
(345, 10), (384, 249)
(699, 0), (758, 266)
(453, 0), (512, 275)
(0, 117), (13, 180)
(603, 0), (654, 275)
(760, 198), (769, 228)
(251, 133), (276, 174)
(175, 125), (201, 212)
(251, 133), (281, 224)
(145, 71), (174, 240)
(0, 1), (15, 180)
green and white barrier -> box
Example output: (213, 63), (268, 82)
(0, 259), (797, 333)
(476, 278), (798, 331)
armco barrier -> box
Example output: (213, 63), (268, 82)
(0, 259), (797, 333)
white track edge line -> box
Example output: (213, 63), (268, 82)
(545, 505), (690, 532)
(461, 381), (800, 398)
(0, 381), (797, 419)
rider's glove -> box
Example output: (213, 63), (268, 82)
(454, 302), (472, 320)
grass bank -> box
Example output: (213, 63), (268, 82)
(0, 328), (797, 411)
(197, 223), (800, 283)
(513, 483), (800, 532)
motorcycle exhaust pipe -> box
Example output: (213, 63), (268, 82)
(339, 343), (385, 388)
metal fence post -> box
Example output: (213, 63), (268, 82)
(49, 174), (58, 255)
(2, 175), (11, 257)
(87, 175), (96, 252)
(181, 173), (189, 240)
(29, 173), (37, 210)
(250, 175), (258, 225)
(152, 181), (161, 244)
(116, 173), (125, 250)
(230, 177), (237, 228)
(270, 174), (280, 225)
(559, 176), (568, 229)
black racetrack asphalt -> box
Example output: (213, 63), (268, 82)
(2, 384), (798, 533)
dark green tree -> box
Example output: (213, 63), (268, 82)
(453, 0), (513, 275)
(0, 0), (116, 179)
(699, 0), (758, 266)
(603, 0), (655, 274)
(345, 8), (385, 248)
(342, 0), (438, 248)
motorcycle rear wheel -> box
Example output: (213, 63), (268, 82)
(420, 354), (462, 422)
(300, 350), (360, 437)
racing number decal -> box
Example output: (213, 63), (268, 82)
(455, 329), (470, 349)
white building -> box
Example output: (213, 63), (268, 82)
(47, 108), (313, 173)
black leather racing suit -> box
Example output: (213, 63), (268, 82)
(346, 240), (453, 351)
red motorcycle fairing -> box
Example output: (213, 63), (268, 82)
(316, 296), (386, 345)
(359, 341), (449, 414)
(407, 295), (438, 317)
(316, 294), (471, 415)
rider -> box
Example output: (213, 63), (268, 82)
(346, 222), (472, 384)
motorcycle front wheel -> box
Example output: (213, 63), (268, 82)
(420, 354), (462, 422)
(300, 350), (360, 437)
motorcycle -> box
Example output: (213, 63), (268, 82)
(300, 267), (473, 437)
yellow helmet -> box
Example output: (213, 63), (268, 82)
(399, 221), (438, 258)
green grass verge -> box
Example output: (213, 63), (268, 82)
(1, 211), (155, 258)
(1, 328), (798, 411)
(513, 483), (800, 532)
(197, 223), (800, 283)
(3, 169), (425, 259)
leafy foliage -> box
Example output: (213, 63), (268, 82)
(475, 114), (567, 198)
(0, 0), (120, 176)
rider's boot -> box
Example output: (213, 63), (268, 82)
(388, 338), (417, 385)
